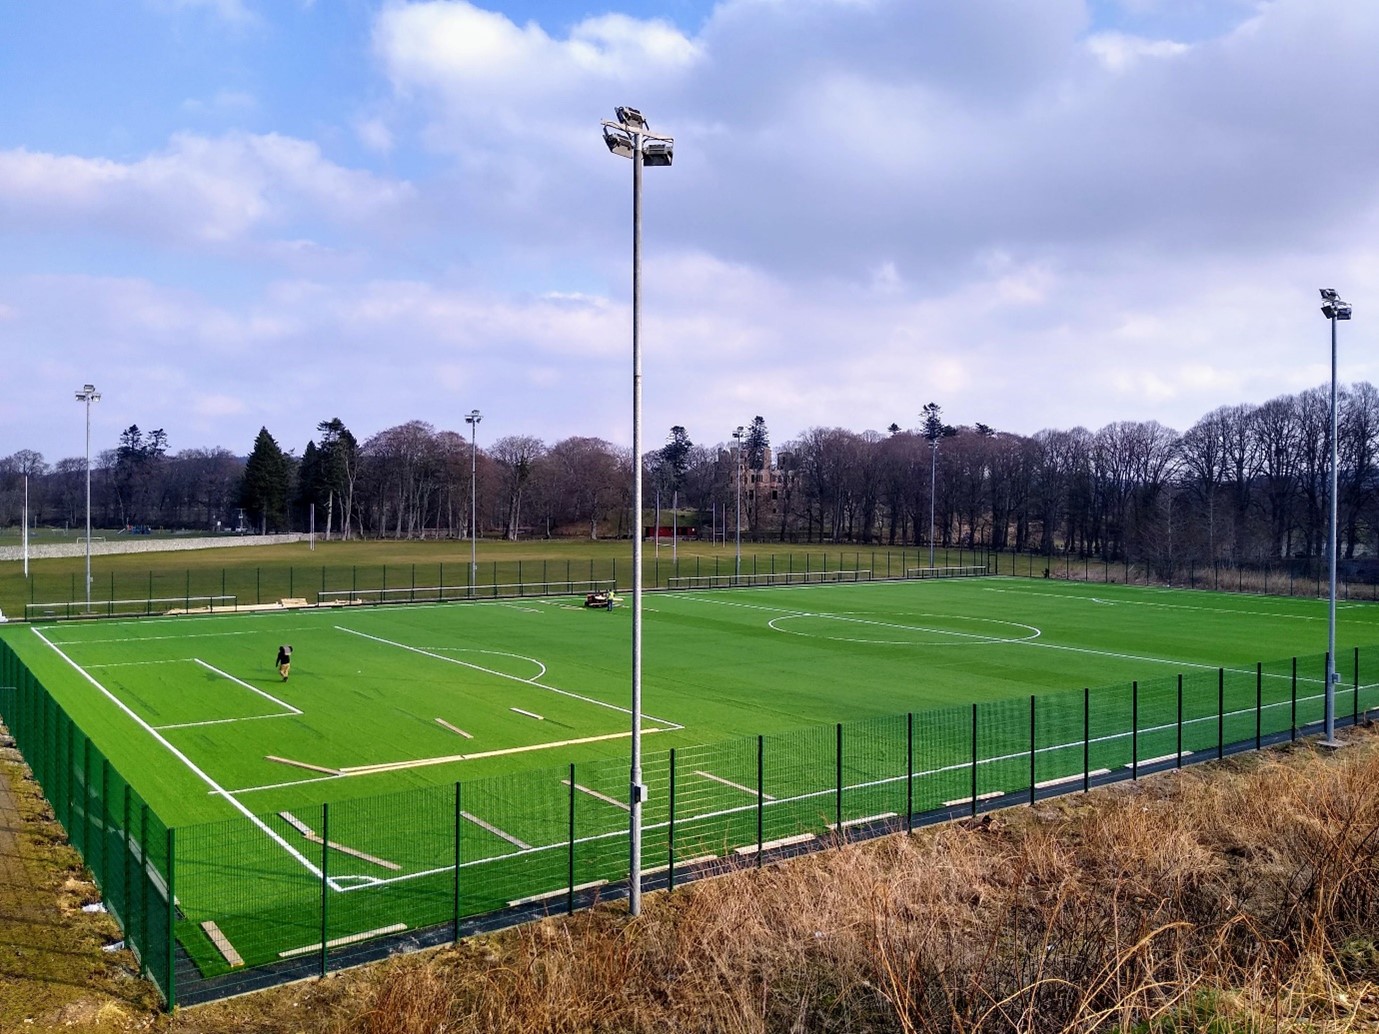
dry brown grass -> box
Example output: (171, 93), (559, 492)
(12, 728), (1379, 1033)
(155, 728), (1379, 1034)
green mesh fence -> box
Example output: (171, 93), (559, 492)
(3, 637), (1378, 1007)
(0, 638), (175, 1007)
(17, 549), (991, 619)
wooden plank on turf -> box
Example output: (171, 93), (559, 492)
(201, 920), (244, 968)
(279, 810), (315, 837)
(435, 717), (473, 739)
(460, 810), (531, 851)
(266, 755), (339, 775)
(278, 923), (408, 959)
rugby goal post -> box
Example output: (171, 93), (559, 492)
(316, 579), (617, 606)
(904, 565), (989, 580)
(668, 569), (874, 590)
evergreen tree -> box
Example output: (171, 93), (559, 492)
(241, 427), (291, 533)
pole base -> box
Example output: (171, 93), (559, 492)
(1317, 737), (1346, 751)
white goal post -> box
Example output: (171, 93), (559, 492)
(667, 569), (874, 590)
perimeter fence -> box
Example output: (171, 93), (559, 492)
(18, 541), (1379, 622)
(0, 638), (175, 1004)
(13, 548), (988, 619)
(2, 636), (1377, 1008)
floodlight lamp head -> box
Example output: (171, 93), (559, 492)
(642, 139), (674, 167)
(603, 125), (635, 159)
(1320, 288), (1352, 321)
(615, 106), (648, 131)
(466, 409), (482, 425)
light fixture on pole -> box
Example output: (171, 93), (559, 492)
(1320, 288), (1351, 747)
(74, 383), (100, 610)
(601, 104), (673, 918)
(922, 404), (944, 569)
(465, 409), (482, 595)
(732, 426), (745, 579)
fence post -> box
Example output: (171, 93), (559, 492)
(165, 827), (176, 1011)
(835, 723), (843, 834)
(668, 749), (677, 891)
(100, 757), (109, 887)
(567, 763), (576, 915)
(970, 703), (979, 818)
(122, 784), (132, 935)
(1082, 688), (1090, 793)
(756, 735), (764, 867)
(460, 783), (466, 948)
(1355, 646), (1361, 726)
(319, 803), (329, 979)
(906, 712), (914, 834)
(1291, 657), (1297, 741)
(1176, 675), (1183, 768)
(1131, 681), (1139, 779)
(140, 804), (149, 980)
(81, 737), (91, 858)
(1028, 695), (1036, 805)
(1217, 668), (1225, 760)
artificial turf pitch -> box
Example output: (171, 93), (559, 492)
(4, 574), (1378, 982)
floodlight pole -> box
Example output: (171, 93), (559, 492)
(928, 437), (939, 569)
(603, 106), (672, 917)
(75, 384), (100, 610)
(733, 426), (745, 578)
(1321, 289), (1351, 747)
(465, 409), (482, 596)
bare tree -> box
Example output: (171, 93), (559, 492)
(491, 435), (546, 540)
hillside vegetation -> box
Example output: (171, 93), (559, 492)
(9, 726), (1379, 1033)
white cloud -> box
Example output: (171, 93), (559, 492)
(1086, 31), (1190, 71)
(0, 133), (415, 247)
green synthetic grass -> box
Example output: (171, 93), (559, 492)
(12, 576), (1379, 821)
(4, 574), (1379, 983)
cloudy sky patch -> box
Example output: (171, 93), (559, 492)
(3, 0), (1378, 464)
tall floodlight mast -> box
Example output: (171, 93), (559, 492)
(74, 384), (101, 610)
(601, 105), (673, 917)
(1320, 288), (1351, 747)
(465, 410), (482, 595)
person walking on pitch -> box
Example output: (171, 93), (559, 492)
(276, 644), (293, 681)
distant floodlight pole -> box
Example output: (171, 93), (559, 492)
(74, 384), (100, 610)
(22, 474), (29, 578)
(928, 437), (938, 568)
(732, 426), (745, 578)
(465, 409), (482, 595)
(1320, 288), (1351, 746)
(602, 104), (673, 917)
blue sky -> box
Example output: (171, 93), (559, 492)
(4, 0), (1378, 464)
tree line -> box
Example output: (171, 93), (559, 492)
(4, 383), (1378, 571)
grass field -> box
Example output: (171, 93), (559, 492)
(4, 573), (1379, 990)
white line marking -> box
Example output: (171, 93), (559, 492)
(336, 625), (683, 730)
(156, 712), (293, 731)
(695, 770), (772, 800)
(511, 707), (544, 720)
(29, 626), (324, 881)
(193, 658), (302, 714)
